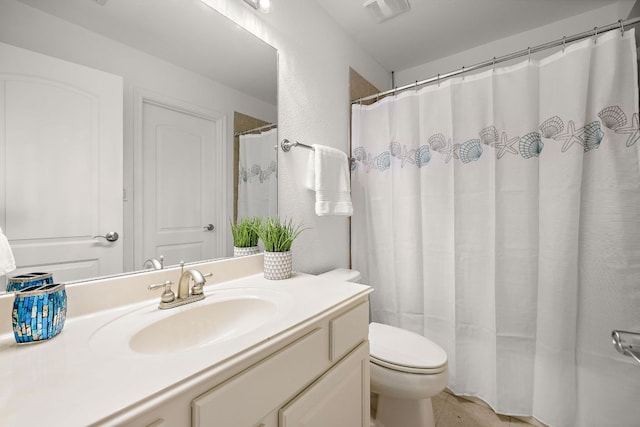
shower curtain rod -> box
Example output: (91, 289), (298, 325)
(352, 17), (640, 104)
(234, 122), (277, 137)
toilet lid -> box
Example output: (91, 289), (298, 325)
(369, 322), (448, 375)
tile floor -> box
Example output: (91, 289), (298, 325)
(433, 390), (545, 427)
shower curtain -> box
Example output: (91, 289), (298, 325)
(237, 128), (278, 219)
(351, 29), (640, 427)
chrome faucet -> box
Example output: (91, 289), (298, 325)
(143, 255), (164, 270)
(148, 261), (212, 309)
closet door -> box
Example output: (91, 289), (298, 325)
(0, 42), (123, 286)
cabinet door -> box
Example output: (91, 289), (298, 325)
(279, 342), (370, 427)
(192, 328), (328, 427)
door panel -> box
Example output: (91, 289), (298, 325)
(142, 102), (220, 266)
(0, 42), (123, 287)
(6, 79), (96, 238)
(157, 125), (203, 230)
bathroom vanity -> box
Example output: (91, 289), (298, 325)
(0, 255), (372, 426)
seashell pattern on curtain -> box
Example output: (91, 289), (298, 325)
(352, 106), (635, 171)
(351, 28), (640, 427)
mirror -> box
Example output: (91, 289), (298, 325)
(0, 0), (277, 288)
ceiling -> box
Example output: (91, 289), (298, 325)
(314, 0), (630, 72)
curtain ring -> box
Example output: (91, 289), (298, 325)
(562, 36), (566, 53)
(462, 66), (465, 80)
(593, 26), (598, 44)
(528, 47), (531, 62)
(437, 73), (440, 87)
(492, 56), (496, 72)
(415, 80), (419, 92)
(619, 19), (625, 36)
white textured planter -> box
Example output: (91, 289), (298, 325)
(263, 251), (292, 280)
(234, 246), (260, 257)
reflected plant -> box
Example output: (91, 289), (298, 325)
(230, 217), (260, 248)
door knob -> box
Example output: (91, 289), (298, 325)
(93, 231), (119, 242)
(203, 224), (215, 231)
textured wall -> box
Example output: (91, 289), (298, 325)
(202, 0), (639, 275)
(206, 0), (391, 274)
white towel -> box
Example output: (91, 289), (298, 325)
(306, 144), (353, 216)
(0, 225), (15, 277)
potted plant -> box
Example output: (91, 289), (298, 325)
(230, 217), (260, 257)
(255, 217), (305, 280)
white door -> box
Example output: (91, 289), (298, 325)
(0, 42), (123, 287)
(140, 101), (222, 267)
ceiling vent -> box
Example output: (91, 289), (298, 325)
(363, 0), (410, 23)
(91, 0), (108, 5)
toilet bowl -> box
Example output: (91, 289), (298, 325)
(369, 322), (448, 427)
(318, 269), (449, 427)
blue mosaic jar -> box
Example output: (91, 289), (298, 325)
(12, 283), (67, 344)
(7, 272), (53, 292)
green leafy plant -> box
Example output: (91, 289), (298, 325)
(256, 217), (306, 252)
(230, 217), (260, 248)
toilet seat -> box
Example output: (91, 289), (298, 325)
(369, 322), (448, 375)
(371, 355), (447, 375)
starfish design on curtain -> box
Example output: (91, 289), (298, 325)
(440, 139), (459, 164)
(495, 132), (519, 159)
(554, 120), (585, 152)
(615, 113), (640, 147)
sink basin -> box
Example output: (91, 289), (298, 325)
(89, 287), (292, 357)
(130, 297), (278, 354)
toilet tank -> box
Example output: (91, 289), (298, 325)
(318, 268), (361, 283)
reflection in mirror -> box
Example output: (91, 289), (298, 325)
(0, 0), (277, 290)
(233, 113), (278, 222)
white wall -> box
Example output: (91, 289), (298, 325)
(0, 0), (277, 272)
(203, 0), (391, 274)
(396, 1), (635, 87)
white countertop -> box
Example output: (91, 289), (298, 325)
(0, 271), (371, 426)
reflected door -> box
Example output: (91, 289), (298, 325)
(141, 102), (221, 266)
(0, 42), (123, 287)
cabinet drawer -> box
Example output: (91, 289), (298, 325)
(330, 302), (369, 362)
(192, 328), (328, 427)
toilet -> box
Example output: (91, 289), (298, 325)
(319, 268), (449, 427)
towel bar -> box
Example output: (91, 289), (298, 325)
(281, 139), (314, 152)
(280, 139), (355, 165)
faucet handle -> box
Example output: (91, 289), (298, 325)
(148, 280), (175, 303)
(191, 272), (213, 296)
